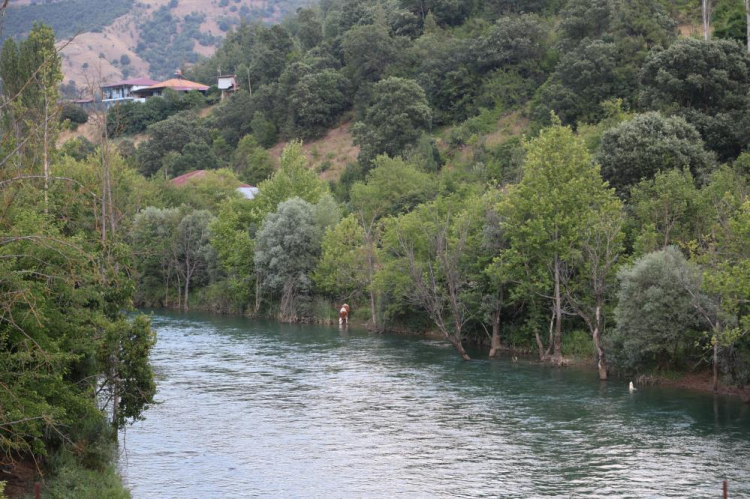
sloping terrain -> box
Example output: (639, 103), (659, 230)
(269, 122), (360, 182)
(3, 0), (301, 89)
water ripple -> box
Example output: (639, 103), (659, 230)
(120, 311), (750, 498)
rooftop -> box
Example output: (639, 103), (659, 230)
(133, 78), (210, 95)
(101, 78), (160, 88)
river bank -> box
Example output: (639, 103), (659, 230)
(144, 303), (750, 403)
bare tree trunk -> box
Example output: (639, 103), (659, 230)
(110, 354), (119, 427)
(448, 334), (471, 361)
(489, 309), (501, 358)
(367, 244), (377, 328)
(535, 330), (545, 361)
(553, 254), (563, 364)
(183, 253), (192, 312)
(184, 276), (190, 311)
(254, 273), (262, 314)
(43, 92), (50, 216)
(536, 311), (555, 361)
(100, 147), (108, 244)
(175, 273), (182, 310)
(593, 303), (607, 380)
(713, 321), (720, 393)
(703, 0), (712, 40)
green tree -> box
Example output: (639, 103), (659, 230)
(474, 14), (549, 74)
(382, 197), (480, 360)
(628, 169), (701, 255)
(532, 39), (637, 125)
(342, 20), (399, 88)
(597, 113), (715, 193)
(297, 8), (324, 51)
(288, 69), (351, 139)
(348, 156), (438, 326)
(174, 210), (216, 311)
(231, 135), (274, 185)
(640, 37), (750, 161)
(608, 247), (708, 372)
(254, 197), (324, 321)
(494, 118), (615, 364)
(352, 77), (432, 166)
(251, 140), (329, 225)
(251, 112), (278, 148)
(314, 214), (369, 301)
(136, 112), (209, 176)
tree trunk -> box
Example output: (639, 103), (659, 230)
(184, 275), (190, 312)
(535, 331), (545, 361)
(593, 303), (608, 380)
(367, 239), (377, 329)
(703, 0), (712, 40)
(746, 0), (750, 53)
(449, 336), (471, 361)
(489, 309), (501, 358)
(43, 94), (49, 216)
(254, 273), (262, 314)
(713, 322), (720, 393)
(553, 255), (563, 364)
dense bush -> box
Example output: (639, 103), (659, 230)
(60, 103), (89, 125)
(597, 112), (715, 193)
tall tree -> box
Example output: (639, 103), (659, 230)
(348, 156), (437, 327)
(254, 197), (324, 321)
(495, 117), (614, 364)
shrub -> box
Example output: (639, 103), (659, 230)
(60, 103), (89, 125)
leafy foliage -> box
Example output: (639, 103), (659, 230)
(640, 37), (750, 161)
(597, 112), (715, 193)
(608, 247), (708, 372)
(352, 77), (432, 166)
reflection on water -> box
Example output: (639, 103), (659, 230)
(120, 310), (750, 498)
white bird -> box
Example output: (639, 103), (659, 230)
(629, 381), (637, 393)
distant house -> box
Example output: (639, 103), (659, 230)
(131, 70), (210, 99)
(170, 170), (259, 200)
(101, 78), (160, 108)
(217, 74), (238, 100)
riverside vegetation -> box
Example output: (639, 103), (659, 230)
(2, 0), (750, 496)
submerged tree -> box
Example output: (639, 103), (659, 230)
(388, 201), (478, 360)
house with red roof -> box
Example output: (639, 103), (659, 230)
(131, 70), (210, 99)
(101, 77), (160, 108)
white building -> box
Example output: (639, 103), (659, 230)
(217, 74), (238, 100)
(101, 78), (159, 108)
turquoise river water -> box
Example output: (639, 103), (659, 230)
(119, 310), (750, 498)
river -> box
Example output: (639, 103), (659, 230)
(119, 310), (750, 498)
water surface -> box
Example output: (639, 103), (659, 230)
(119, 310), (750, 498)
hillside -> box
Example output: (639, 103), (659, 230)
(2, 0), (303, 88)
